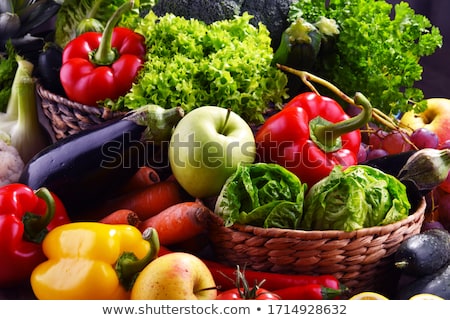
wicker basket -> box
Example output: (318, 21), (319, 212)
(207, 198), (426, 296)
(36, 82), (126, 141)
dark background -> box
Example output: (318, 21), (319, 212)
(387, 0), (450, 98)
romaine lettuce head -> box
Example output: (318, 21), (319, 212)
(300, 165), (411, 231)
(214, 162), (307, 229)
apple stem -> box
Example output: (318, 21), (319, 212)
(195, 286), (220, 294)
(115, 227), (161, 290)
(218, 108), (232, 135)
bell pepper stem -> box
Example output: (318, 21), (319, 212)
(22, 187), (56, 244)
(312, 92), (373, 151)
(92, 0), (134, 65)
(276, 64), (400, 131)
(305, 93), (372, 152)
(115, 227), (160, 290)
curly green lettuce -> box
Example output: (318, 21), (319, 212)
(288, 0), (443, 115)
(300, 165), (411, 232)
(111, 12), (288, 124)
(214, 162), (307, 228)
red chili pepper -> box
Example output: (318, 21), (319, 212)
(158, 246), (342, 292)
(255, 92), (372, 187)
(211, 261), (345, 300)
(210, 263), (343, 292)
(0, 183), (70, 288)
(273, 284), (344, 300)
(60, 1), (145, 106)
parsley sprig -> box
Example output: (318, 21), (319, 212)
(290, 0), (442, 116)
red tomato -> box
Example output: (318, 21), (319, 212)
(216, 288), (281, 300)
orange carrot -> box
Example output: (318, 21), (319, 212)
(139, 201), (212, 246)
(92, 180), (187, 221)
(99, 209), (142, 227)
(119, 166), (160, 194)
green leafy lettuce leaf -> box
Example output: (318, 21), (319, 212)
(214, 162), (307, 228)
(111, 12), (288, 124)
(300, 165), (411, 231)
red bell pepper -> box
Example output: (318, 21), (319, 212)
(0, 183), (70, 288)
(255, 91), (372, 187)
(60, 0), (146, 106)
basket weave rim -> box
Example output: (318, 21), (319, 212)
(209, 197), (426, 240)
(36, 81), (128, 118)
(36, 81), (98, 110)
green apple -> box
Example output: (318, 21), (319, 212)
(400, 98), (450, 144)
(130, 252), (217, 300)
(168, 106), (256, 198)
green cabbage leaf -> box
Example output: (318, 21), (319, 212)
(300, 165), (411, 231)
(214, 162), (307, 229)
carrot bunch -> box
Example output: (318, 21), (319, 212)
(138, 200), (212, 246)
(97, 166), (213, 247)
(87, 167), (185, 220)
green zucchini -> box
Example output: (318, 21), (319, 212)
(272, 17), (323, 96)
(396, 263), (450, 300)
(394, 229), (450, 277)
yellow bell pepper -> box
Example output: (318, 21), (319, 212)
(30, 222), (159, 300)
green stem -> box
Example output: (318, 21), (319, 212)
(76, 0), (105, 36)
(125, 104), (185, 144)
(312, 92), (372, 151)
(276, 64), (400, 131)
(86, 0), (104, 19)
(92, 0), (133, 65)
(234, 265), (266, 299)
(22, 187), (56, 244)
(115, 227), (160, 290)
(218, 109), (232, 135)
(321, 286), (346, 300)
